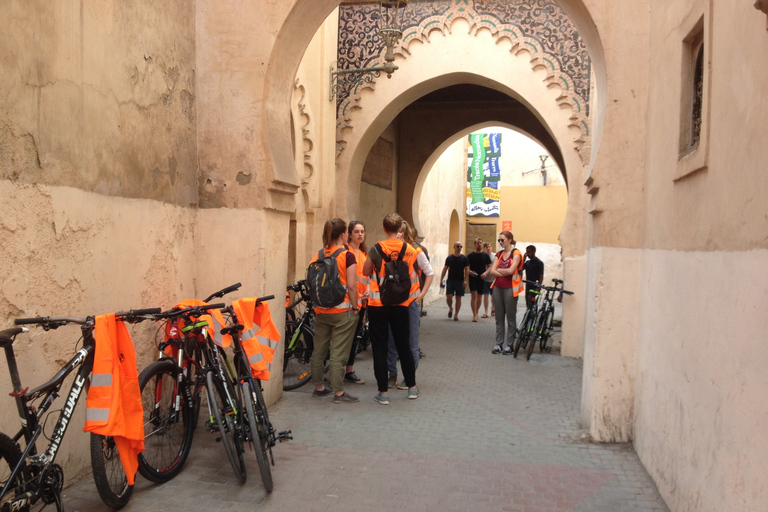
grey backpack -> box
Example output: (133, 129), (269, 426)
(307, 248), (347, 308)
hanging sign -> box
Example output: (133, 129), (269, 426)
(466, 133), (501, 217)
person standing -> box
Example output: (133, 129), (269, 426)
(523, 245), (544, 309)
(363, 213), (428, 404)
(489, 231), (524, 355)
(343, 220), (369, 385)
(439, 242), (469, 321)
(467, 237), (492, 322)
(480, 242), (496, 318)
(309, 219), (360, 404)
(386, 220), (434, 389)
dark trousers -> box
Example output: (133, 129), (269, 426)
(346, 306), (366, 367)
(369, 305), (415, 392)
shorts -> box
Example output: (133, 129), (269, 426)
(481, 280), (493, 295)
(445, 279), (465, 296)
(468, 276), (484, 293)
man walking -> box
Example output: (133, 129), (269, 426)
(439, 241), (468, 321)
(467, 237), (492, 322)
(523, 245), (544, 309)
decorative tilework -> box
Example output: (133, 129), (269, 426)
(336, 0), (593, 160)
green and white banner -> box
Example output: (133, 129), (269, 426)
(466, 133), (501, 217)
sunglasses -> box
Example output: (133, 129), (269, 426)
(498, 239), (506, 243)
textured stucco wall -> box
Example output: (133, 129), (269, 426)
(0, 182), (198, 481)
(0, 0), (197, 205)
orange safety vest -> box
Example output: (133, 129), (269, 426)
(171, 299), (232, 348)
(309, 245), (355, 314)
(346, 244), (370, 306)
(84, 314), (144, 486)
(368, 239), (421, 307)
(231, 298), (281, 380)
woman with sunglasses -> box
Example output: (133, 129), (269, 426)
(489, 231), (524, 354)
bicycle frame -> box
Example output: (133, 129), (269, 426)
(0, 320), (95, 504)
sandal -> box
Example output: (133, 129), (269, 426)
(481, 314), (488, 318)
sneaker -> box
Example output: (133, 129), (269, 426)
(344, 372), (365, 385)
(333, 392), (359, 404)
(408, 388), (421, 400)
(503, 346), (513, 355)
(419, 350), (425, 359)
(374, 393), (390, 405)
(492, 345), (502, 354)
(396, 380), (409, 390)
(312, 386), (332, 397)
(387, 375), (397, 388)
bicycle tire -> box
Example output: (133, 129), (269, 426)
(512, 310), (530, 358)
(282, 325), (314, 391)
(526, 313), (541, 361)
(243, 381), (273, 492)
(137, 360), (195, 483)
(539, 308), (554, 352)
(0, 432), (25, 508)
(206, 370), (246, 483)
(90, 433), (133, 509)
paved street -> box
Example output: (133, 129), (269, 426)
(63, 299), (669, 512)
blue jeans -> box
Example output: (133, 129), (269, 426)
(388, 299), (420, 377)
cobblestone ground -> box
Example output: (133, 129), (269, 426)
(63, 299), (669, 512)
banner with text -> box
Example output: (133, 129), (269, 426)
(466, 133), (501, 217)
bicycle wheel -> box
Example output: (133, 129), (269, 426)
(137, 360), (195, 483)
(90, 433), (133, 509)
(206, 370), (246, 483)
(512, 310), (530, 358)
(526, 313), (541, 361)
(0, 432), (25, 509)
(243, 381), (273, 492)
(282, 325), (314, 390)
(538, 308), (554, 352)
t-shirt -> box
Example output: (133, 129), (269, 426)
(467, 251), (492, 278)
(444, 254), (469, 281)
(484, 252), (496, 282)
(523, 256), (544, 284)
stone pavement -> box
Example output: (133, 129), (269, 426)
(62, 299), (670, 512)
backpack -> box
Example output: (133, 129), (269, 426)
(372, 241), (412, 306)
(306, 248), (347, 308)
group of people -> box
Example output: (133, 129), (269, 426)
(308, 213), (434, 405)
(440, 233), (544, 354)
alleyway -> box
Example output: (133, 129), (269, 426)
(63, 300), (669, 512)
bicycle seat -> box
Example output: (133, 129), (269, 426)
(0, 327), (26, 348)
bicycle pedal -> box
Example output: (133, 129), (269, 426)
(277, 430), (293, 443)
(205, 420), (219, 433)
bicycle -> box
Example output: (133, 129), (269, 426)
(512, 283), (541, 359)
(0, 308), (159, 512)
(220, 295), (292, 492)
(136, 283), (243, 484)
(283, 280), (316, 390)
(529, 279), (574, 358)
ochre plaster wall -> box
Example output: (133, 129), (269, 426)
(0, 0), (197, 205)
(0, 182), (198, 481)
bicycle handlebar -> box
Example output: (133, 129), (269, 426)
(523, 280), (573, 295)
(153, 302), (227, 320)
(203, 282), (242, 303)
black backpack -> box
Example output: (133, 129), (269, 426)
(372, 241), (412, 306)
(306, 248), (347, 308)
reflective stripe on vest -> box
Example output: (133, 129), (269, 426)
(85, 313), (144, 486)
(232, 299), (281, 381)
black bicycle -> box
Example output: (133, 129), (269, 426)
(512, 284), (541, 359)
(530, 279), (574, 357)
(220, 295), (292, 492)
(283, 280), (316, 390)
(0, 308), (159, 512)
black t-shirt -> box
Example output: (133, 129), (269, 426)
(444, 254), (469, 280)
(467, 251), (492, 277)
(523, 256), (544, 283)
